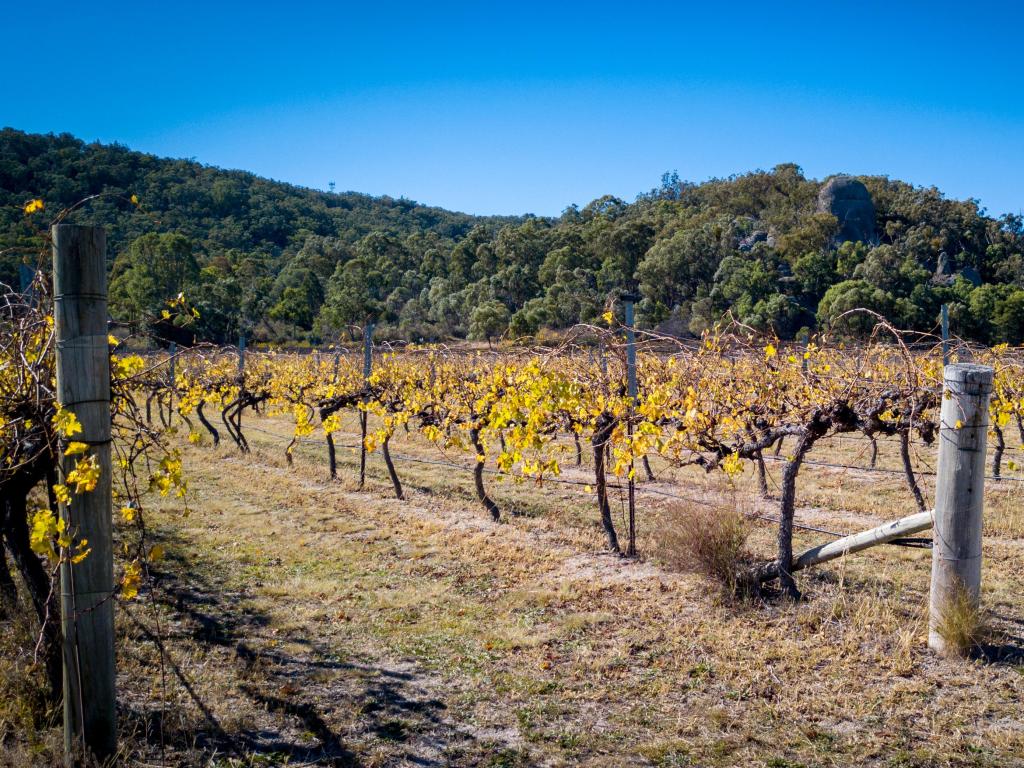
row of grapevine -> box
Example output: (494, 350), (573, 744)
(144, 326), (1024, 600)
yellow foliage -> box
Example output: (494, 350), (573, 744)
(53, 406), (83, 438)
(66, 454), (101, 493)
(722, 452), (744, 478)
(121, 560), (142, 600)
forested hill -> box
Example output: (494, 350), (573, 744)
(3, 127), (1023, 345)
(0, 127), (513, 271)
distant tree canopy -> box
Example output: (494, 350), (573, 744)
(109, 233), (198, 322)
(3, 128), (1023, 344)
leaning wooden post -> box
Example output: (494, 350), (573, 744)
(929, 362), (993, 653)
(52, 224), (116, 762)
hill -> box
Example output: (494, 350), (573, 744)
(2, 128), (1022, 344)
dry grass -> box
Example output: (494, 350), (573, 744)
(0, 599), (62, 767)
(655, 499), (752, 596)
(933, 584), (991, 658)
(3, 410), (1024, 766)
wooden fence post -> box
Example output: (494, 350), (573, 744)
(929, 362), (993, 653)
(52, 224), (116, 761)
(941, 303), (950, 367)
(168, 341), (177, 423)
(622, 293), (639, 557)
(359, 323), (374, 489)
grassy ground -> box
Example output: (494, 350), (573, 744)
(3, 411), (1024, 766)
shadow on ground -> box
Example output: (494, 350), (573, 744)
(117, 526), (520, 767)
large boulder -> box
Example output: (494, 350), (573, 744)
(737, 230), (767, 252)
(817, 176), (877, 245)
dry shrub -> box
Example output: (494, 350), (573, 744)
(657, 500), (752, 596)
(933, 583), (989, 657)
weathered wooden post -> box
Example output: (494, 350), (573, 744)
(236, 332), (246, 431)
(929, 362), (993, 653)
(52, 224), (116, 762)
(19, 263), (35, 293)
(363, 325), (373, 383)
(622, 293), (639, 557)
(359, 323), (374, 489)
(167, 341), (177, 424)
(941, 304), (950, 367)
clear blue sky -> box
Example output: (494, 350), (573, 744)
(4, 1), (1022, 217)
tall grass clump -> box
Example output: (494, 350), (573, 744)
(933, 583), (989, 657)
(657, 501), (752, 597)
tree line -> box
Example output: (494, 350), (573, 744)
(3, 129), (1022, 345)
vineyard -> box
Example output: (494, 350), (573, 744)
(4, 234), (1024, 766)
(155, 326), (1018, 594)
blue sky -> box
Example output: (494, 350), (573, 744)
(3, 1), (1022, 217)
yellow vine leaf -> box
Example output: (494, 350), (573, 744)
(121, 561), (142, 600)
(53, 406), (83, 438)
(70, 544), (91, 565)
(29, 509), (58, 557)
(66, 454), (101, 493)
(722, 452), (744, 478)
(52, 484), (71, 505)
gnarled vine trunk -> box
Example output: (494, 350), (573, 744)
(359, 410), (368, 489)
(325, 432), (338, 479)
(746, 427), (769, 498)
(196, 401), (220, 446)
(1, 484), (62, 700)
(900, 430), (927, 511)
(641, 455), (655, 482)
(470, 427), (500, 521)
(591, 414), (620, 553)
(744, 426), (827, 600)
(992, 423), (1005, 481)
(382, 435), (404, 500)
(754, 449), (769, 498)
